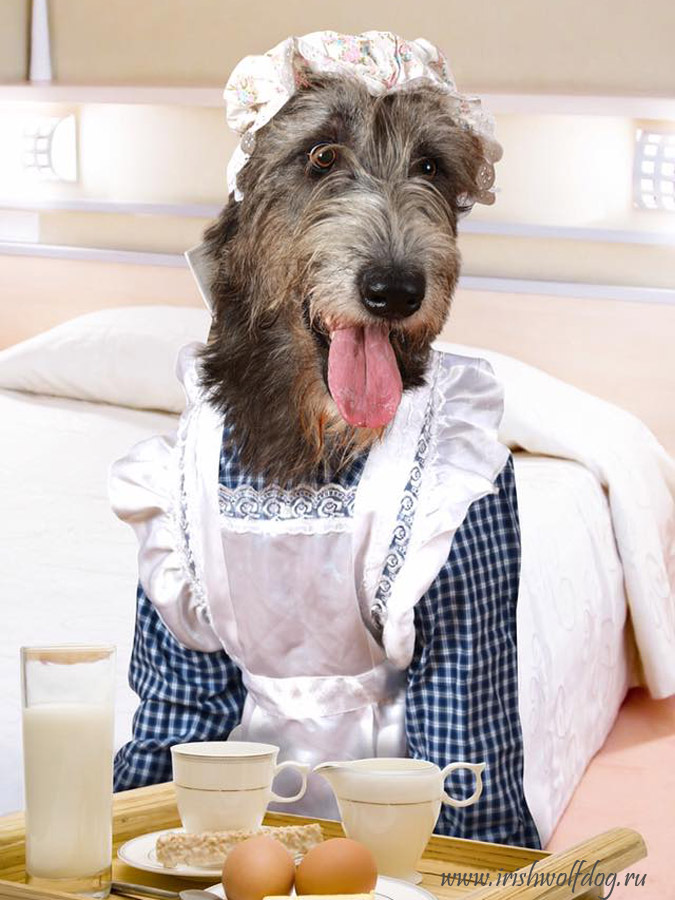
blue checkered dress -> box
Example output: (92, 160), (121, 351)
(114, 433), (540, 849)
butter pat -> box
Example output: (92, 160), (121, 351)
(265, 895), (375, 900)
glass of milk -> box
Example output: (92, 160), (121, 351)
(21, 645), (115, 898)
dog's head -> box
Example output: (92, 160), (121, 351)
(200, 74), (490, 483)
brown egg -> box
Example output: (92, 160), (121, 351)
(295, 837), (378, 895)
(222, 835), (295, 900)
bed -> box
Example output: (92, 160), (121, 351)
(1, 306), (673, 849)
(0, 390), (175, 816)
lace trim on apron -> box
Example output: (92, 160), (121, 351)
(370, 384), (436, 630)
(219, 483), (356, 519)
(174, 403), (208, 611)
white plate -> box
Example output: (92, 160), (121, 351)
(207, 877), (437, 900)
(117, 829), (223, 879)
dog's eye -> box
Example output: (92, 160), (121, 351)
(308, 143), (337, 172)
(413, 157), (438, 179)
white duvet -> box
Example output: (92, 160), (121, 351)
(449, 341), (675, 699)
(515, 455), (630, 843)
(1, 308), (673, 847)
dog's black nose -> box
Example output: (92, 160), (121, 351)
(360, 267), (425, 319)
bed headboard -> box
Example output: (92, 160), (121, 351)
(1, 253), (674, 456)
(440, 287), (675, 456)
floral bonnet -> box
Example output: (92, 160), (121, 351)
(223, 30), (501, 206)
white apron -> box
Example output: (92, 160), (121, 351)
(110, 344), (509, 819)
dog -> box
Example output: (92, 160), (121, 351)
(199, 72), (487, 483)
(112, 46), (540, 847)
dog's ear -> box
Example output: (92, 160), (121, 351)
(200, 199), (241, 341)
(203, 197), (241, 275)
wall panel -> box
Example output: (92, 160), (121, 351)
(47, 0), (675, 95)
(0, 0), (29, 83)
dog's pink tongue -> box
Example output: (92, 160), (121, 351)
(328, 325), (402, 428)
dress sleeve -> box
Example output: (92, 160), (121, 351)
(109, 346), (222, 652)
(114, 585), (246, 791)
(404, 457), (541, 848)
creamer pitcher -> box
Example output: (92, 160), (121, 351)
(314, 757), (485, 882)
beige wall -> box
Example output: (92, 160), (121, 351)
(47, 0), (675, 94)
(0, 255), (201, 349)
(38, 211), (209, 254)
(459, 234), (675, 290)
(0, 0), (29, 82)
(444, 289), (675, 455)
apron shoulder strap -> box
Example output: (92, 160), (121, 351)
(365, 350), (510, 668)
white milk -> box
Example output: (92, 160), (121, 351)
(22, 703), (114, 878)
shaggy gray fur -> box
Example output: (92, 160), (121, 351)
(200, 74), (486, 484)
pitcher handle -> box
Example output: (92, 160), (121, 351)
(269, 760), (311, 804)
(440, 761), (485, 809)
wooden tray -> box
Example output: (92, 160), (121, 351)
(0, 782), (601, 900)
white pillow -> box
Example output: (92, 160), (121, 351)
(0, 306), (211, 413)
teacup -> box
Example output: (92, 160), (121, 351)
(171, 741), (310, 833)
(314, 757), (485, 882)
